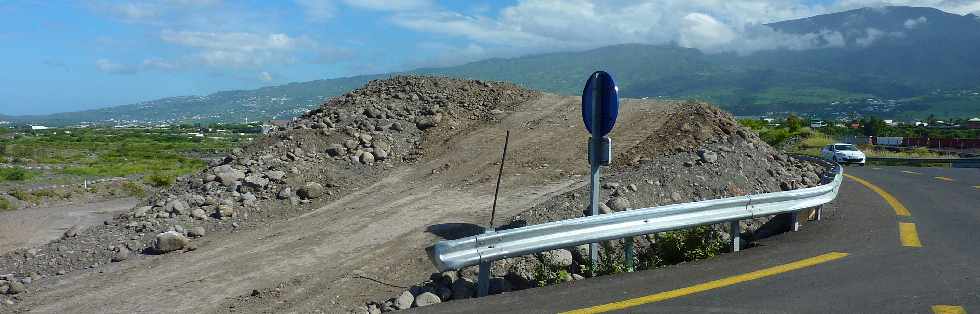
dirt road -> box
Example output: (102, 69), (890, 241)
(0, 198), (137, 255)
(12, 95), (677, 313)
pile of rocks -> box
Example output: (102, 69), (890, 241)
(369, 102), (833, 310)
(0, 76), (537, 286)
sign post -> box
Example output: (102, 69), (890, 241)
(582, 71), (619, 273)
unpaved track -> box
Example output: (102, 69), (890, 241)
(0, 198), (137, 255)
(16, 95), (677, 313)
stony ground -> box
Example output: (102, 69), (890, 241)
(0, 76), (829, 313)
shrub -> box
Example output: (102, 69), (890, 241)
(0, 167), (34, 181)
(31, 189), (62, 199)
(144, 173), (176, 188)
(9, 189), (35, 202)
(0, 197), (12, 211)
(654, 226), (724, 265)
(121, 180), (146, 198)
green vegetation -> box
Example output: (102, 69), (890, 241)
(121, 180), (146, 198)
(652, 226), (724, 266)
(144, 173), (176, 188)
(0, 197), (12, 211)
(1, 127), (242, 180)
(0, 167), (35, 181)
(9, 189), (34, 203)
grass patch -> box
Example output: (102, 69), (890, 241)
(0, 167), (35, 181)
(9, 189), (36, 203)
(0, 197), (12, 211)
(863, 146), (951, 159)
(121, 180), (146, 198)
(144, 173), (176, 188)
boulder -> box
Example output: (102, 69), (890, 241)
(413, 292), (441, 307)
(217, 205), (236, 218)
(277, 187), (292, 199)
(190, 208), (207, 220)
(6, 281), (26, 294)
(451, 278), (475, 299)
(133, 206), (152, 217)
(154, 231), (190, 253)
(165, 200), (188, 215)
(395, 291), (414, 310)
(63, 225), (81, 238)
(243, 175), (269, 188)
(297, 182), (324, 199)
(361, 152), (375, 164)
(606, 197), (631, 211)
(325, 144), (346, 157)
(265, 170), (286, 182)
(216, 169), (246, 186)
(188, 226), (206, 238)
(111, 247), (130, 262)
(540, 249), (574, 268)
(698, 149), (718, 163)
(373, 149), (388, 161)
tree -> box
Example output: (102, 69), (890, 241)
(784, 114), (805, 132)
(861, 116), (887, 136)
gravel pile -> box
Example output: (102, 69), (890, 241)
(367, 102), (834, 311)
(0, 76), (537, 302)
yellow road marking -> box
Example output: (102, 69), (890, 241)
(560, 252), (849, 314)
(974, 186), (980, 190)
(901, 170), (922, 175)
(845, 174), (912, 216)
(899, 222), (923, 247)
(932, 305), (967, 314)
(935, 176), (955, 182)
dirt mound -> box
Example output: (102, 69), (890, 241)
(368, 101), (832, 311)
(0, 76), (538, 295)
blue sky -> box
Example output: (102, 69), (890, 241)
(1, 0), (976, 116)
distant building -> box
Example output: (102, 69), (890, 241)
(967, 118), (980, 129)
(29, 125), (50, 130)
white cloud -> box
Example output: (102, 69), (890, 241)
(342, 0), (431, 11)
(295, 0), (335, 22)
(259, 71), (273, 82)
(95, 58), (137, 74)
(904, 16), (928, 29)
(833, 0), (980, 15)
(854, 27), (905, 47)
(160, 30), (309, 67)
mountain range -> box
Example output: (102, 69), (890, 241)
(5, 5), (980, 126)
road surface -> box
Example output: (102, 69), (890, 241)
(414, 166), (979, 313)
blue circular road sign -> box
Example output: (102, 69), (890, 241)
(581, 71), (619, 137)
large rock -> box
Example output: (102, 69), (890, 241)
(361, 152), (375, 164)
(297, 182), (324, 199)
(111, 247), (131, 262)
(265, 170), (286, 182)
(606, 197), (631, 211)
(451, 278), (475, 299)
(698, 149), (718, 163)
(154, 231), (190, 253)
(63, 225), (81, 238)
(244, 174), (269, 188)
(395, 290), (414, 310)
(133, 206), (152, 217)
(413, 292), (441, 307)
(540, 249), (574, 268)
(165, 200), (188, 215)
(325, 144), (347, 157)
(190, 208), (207, 220)
(6, 281), (26, 294)
(216, 169), (246, 186)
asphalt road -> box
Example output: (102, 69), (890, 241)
(414, 166), (979, 313)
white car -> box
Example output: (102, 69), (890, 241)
(821, 143), (866, 166)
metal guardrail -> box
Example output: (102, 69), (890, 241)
(429, 162), (843, 295)
(866, 157), (980, 168)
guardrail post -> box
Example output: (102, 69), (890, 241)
(814, 206), (822, 221)
(477, 260), (490, 297)
(624, 237), (634, 272)
(789, 211), (800, 232)
(731, 220), (740, 252)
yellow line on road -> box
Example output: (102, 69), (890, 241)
(845, 174), (912, 216)
(560, 252), (850, 314)
(974, 186), (980, 190)
(935, 176), (955, 182)
(932, 305), (967, 314)
(901, 170), (922, 175)
(899, 222), (923, 247)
